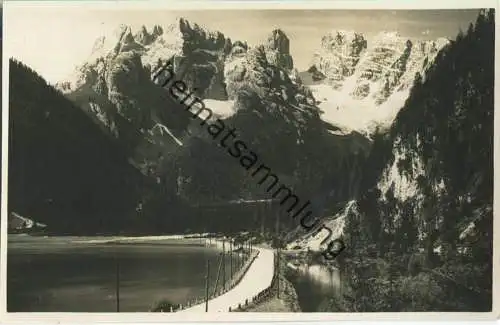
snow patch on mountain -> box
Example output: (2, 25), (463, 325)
(307, 31), (449, 135)
(205, 99), (236, 118)
(311, 83), (411, 134)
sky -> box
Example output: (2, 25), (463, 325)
(5, 7), (481, 84)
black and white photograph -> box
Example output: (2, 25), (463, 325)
(1, 0), (497, 320)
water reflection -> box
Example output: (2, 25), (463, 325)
(287, 263), (341, 312)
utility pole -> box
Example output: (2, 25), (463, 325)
(236, 242), (240, 270)
(276, 246), (280, 299)
(115, 255), (120, 312)
(205, 260), (210, 312)
(235, 241), (238, 271)
(276, 209), (280, 299)
(222, 240), (226, 290)
(261, 203), (265, 236)
(239, 241), (242, 268)
(213, 253), (223, 296)
(230, 240), (233, 280)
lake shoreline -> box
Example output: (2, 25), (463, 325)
(7, 235), (246, 312)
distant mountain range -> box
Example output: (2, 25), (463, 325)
(9, 13), (491, 246)
(56, 20), (448, 138)
(302, 30), (448, 134)
(295, 10), (493, 263)
(49, 17), (446, 208)
(51, 18), (375, 210)
(8, 9), (493, 312)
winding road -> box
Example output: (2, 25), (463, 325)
(178, 247), (275, 313)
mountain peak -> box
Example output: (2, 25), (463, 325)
(132, 24), (164, 46)
(309, 29), (449, 133)
(267, 28), (290, 53)
(321, 30), (366, 46)
(134, 25), (153, 45)
(114, 24), (133, 39)
(263, 28), (293, 70)
(319, 30), (367, 60)
(152, 24), (163, 37)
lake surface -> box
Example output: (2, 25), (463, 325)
(7, 235), (243, 312)
(286, 264), (342, 312)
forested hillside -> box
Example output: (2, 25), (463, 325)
(330, 10), (494, 312)
(8, 60), (178, 234)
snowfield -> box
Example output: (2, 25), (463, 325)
(204, 99), (236, 119)
(310, 83), (410, 135)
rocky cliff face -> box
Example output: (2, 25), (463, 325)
(57, 19), (450, 222)
(57, 20), (230, 131)
(265, 29), (294, 71)
(56, 19), (370, 207)
(294, 12), (493, 264)
(57, 19), (241, 176)
(301, 12), (493, 265)
(311, 30), (367, 88)
(340, 12), (493, 312)
(304, 30), (449, 134)
(56, 21), (303, 141)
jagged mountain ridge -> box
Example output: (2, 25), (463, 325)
(56, 19), (239, 177)
(57, 22), (447, 139)
(55, 19), (246, 177)
(296, 10), (493, 280)
(57, 19), (300, 113)
(287, 9), (493, 312)
(52, 17), (455, 226)
(302, 30), (449, 134)
(55, 18), (371, 207)
(56, 19), (446, 143)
